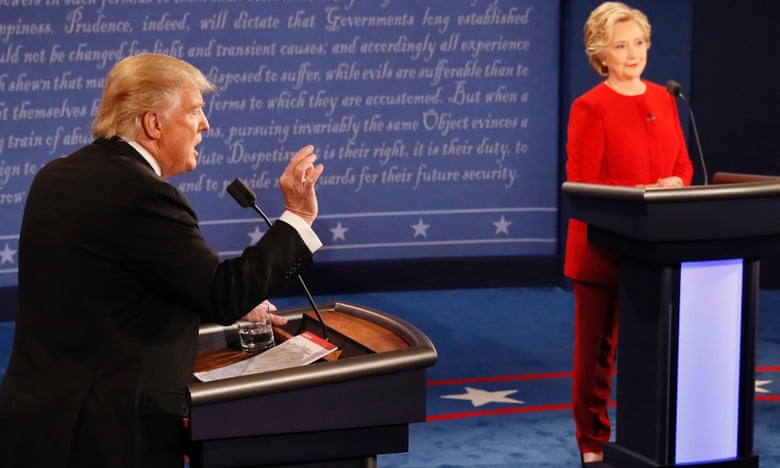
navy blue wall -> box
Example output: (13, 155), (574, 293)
(2, 0), (779, 321)
(691, 0), (780, 286)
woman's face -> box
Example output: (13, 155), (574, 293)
(603, 20), (648, 81)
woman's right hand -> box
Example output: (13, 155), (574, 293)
(636, 176), (683, 188)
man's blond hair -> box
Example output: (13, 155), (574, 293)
(92, 53), (216, 139)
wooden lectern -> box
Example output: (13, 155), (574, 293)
(187, 302), (438, 468)
(562, 173), (780, 468)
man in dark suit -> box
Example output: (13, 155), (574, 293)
(0, 53), (325, 468)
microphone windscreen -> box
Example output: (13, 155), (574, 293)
(227, 178), (256, 208)
(666, 80), (683, 97)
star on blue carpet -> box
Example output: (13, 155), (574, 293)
(756, 379), (772, 394)
(441, 386), (525, 407)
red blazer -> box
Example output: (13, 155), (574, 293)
(564, 81), (693, 282)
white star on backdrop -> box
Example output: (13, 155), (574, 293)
(756, 379), (772, 394)
(411, 218), (430, 238)
(441, 386), (525, 407)
(329, 221), (349, 241)
(247, 226), (264, 244)
(0, 244), (16, 265)
(493, 215), (512, 235)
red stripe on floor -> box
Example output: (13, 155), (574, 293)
(427, 372), (573, 387)
(427, 401), (617, 422)
(429, 366), (778, 387)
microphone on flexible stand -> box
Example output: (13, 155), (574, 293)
(227, 177), (328, 341)
(666, 80), (709, 186)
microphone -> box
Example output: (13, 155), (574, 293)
(666, 80), (709, 185)
(226, 180), (256, 209)
(227, 178), (328, 341)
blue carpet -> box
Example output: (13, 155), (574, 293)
(1, 287), (779, 467)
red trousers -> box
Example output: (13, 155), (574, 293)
(571, 280), (619, 453)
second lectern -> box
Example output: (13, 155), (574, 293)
(563, 173), (780, 468)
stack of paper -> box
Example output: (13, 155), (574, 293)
(194, 331), (338, 382)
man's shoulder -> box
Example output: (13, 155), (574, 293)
(35, 140), (167, 200)
(65, 139), (159, 180)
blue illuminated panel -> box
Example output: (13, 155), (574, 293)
(676, 259), (743, 463)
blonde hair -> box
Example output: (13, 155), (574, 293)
(92, 53), (216, 139)
(583, 2), (652, 77)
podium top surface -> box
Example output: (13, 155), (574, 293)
(187, 302), (437, 443)
(561, 173), (780, 249)
(562, 173), (780, 204)
(188, 301), (438, 407)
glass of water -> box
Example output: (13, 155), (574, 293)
(237, 318), (275, 354)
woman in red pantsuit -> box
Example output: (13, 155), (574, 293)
(564, 2), (693, 465)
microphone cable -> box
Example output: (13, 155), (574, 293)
(666, 80), (709, 186)
(227, 177), (328, 341)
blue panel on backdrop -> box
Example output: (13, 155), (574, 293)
(0, 1), (561, 286)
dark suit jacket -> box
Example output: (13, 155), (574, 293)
(0, 138), (313, 468)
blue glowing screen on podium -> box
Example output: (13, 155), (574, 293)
(676, 258), (743, 463)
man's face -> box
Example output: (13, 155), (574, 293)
(155, 87), (209, 178)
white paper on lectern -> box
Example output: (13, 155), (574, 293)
(244, 331), (337, 374)
(193, 359), (251, 382)
(194, 331), (337, 382)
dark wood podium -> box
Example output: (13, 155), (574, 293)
(187, 301), (438, 468)
(562, 173), (780, 468)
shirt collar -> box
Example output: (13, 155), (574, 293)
(125, 140), (162, 177)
